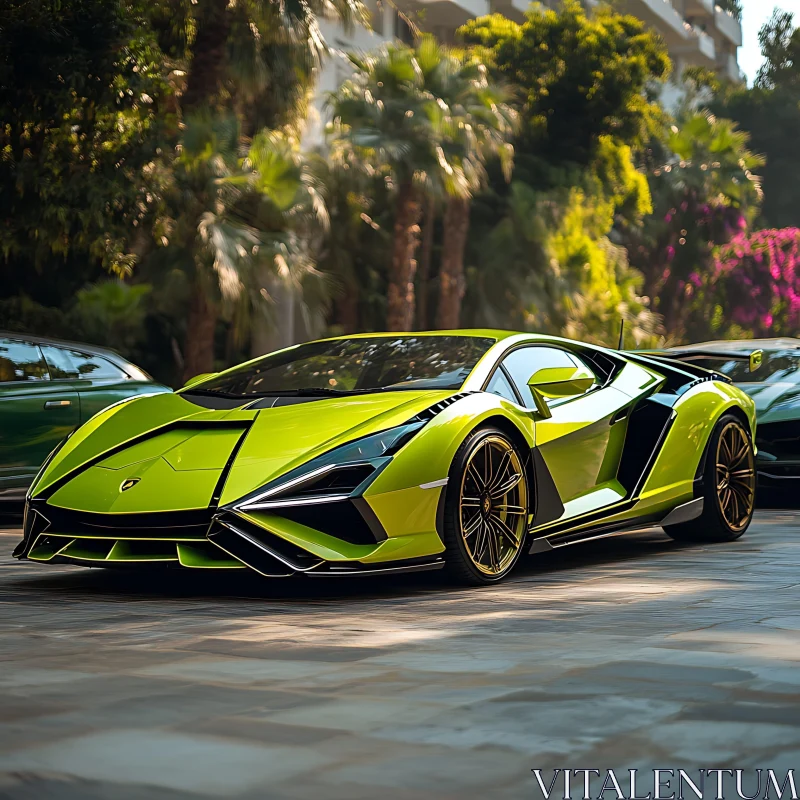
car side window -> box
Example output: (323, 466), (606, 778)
(65, 350), (128, 381)
(486, 368), (520, 404)
(40, 346), (80, 380)
(0, 339), (49, 383)
(502, 346), (596, 410)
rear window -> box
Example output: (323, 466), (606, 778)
(63, 350), (129, 381)
(0, 339), (49, 383)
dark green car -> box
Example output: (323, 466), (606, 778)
(665, 338), (800, 492)
(0, 333), (170, 504)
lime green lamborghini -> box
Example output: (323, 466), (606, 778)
(14, 331), (757, 585)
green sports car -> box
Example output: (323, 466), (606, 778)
(14, 331), (757, 585)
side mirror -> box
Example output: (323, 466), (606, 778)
(527, 366), (594, 418)
(182, 372), (217, 389)
(749, 350), (763, 373)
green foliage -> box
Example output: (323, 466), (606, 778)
(72, 280), (152, 354)
(313, 161), (393, 333)
(1, 0), (367, 378)
(459, 1), (670, 177)
(329, 37), (516, 198)
(464, 179), (660, 347)
(329, 43), (465, 197)
(755, 9), (800, 90)
(622, 112), (763, 338)
(328, 37), (518, 328)
(0, 0), (173, 273)
(710, 11), (800, 231)
(0, 280), (158, 378)
(458, 0), (669, 343)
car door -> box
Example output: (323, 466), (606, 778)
(500, 345), (632, 509)
(0, 338), (79, 497)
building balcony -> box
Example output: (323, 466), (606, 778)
(673, 23), (716, 66)
(714, 5), (743, 46)
(621, 0), (688, 46)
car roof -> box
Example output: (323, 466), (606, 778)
(0, 330), (130, 367)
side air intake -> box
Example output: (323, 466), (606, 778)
(414, 392), (473, 422)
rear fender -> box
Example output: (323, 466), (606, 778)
(639, 381), (756, 507)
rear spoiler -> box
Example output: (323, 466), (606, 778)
(638, 349), (764, 373)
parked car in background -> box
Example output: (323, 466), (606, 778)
(664, 339), (800, 495)
(0, 333), (171, 504)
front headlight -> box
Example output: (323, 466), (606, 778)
(232, 421), (425, 512)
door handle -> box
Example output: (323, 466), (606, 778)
(44, 400), (72, 409)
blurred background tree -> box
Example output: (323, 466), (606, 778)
(457, 1), (669, 346)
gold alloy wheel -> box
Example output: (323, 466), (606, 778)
(459, 436), (529, 576)
(715, 421), (756, 532)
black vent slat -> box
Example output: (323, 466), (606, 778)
(415, 392), (472, 422)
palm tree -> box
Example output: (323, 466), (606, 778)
(147, 0), (366, 379)
(328, 44), (473, 331)
(158, 118), (327, 382)
(414, 40), (517, 329)
(329, 39), (516, 331)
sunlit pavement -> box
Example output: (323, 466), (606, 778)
(1, 511), (799, 799)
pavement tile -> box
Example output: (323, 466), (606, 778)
(2, 515), (800, 797)
(0, 730), (333, 795)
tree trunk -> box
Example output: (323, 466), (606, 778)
(436, 197), (471, 330)
(335, 285), (359, 333)
(416, 195), (436, 330)
(386, 182), (422, 332)
(181, 0), (232, 113)
(183, 285), (217, 384)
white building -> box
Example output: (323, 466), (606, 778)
(305, 0), (742, 145)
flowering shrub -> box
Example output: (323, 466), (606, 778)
(698, 228), (800, 337)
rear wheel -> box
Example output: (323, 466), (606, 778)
(442, 427), (531, 585)
(665, 414), (755, 543)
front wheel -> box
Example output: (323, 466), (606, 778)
(665, 414), (756, 543)
(442, 427), (531, 585)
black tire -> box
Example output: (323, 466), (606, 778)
(665, 413), (756, 543)
(442, 426), (531, 585)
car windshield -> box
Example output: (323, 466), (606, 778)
(189, 336), (496, 397)
(704, 350), (800, 384)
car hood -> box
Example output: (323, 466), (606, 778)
(34, 389), (454, 513)
(736, 381), (800, 424)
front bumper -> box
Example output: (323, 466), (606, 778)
(14, 497), (445, 577)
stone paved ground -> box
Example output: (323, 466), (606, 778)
(1, 512), (799, 799)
